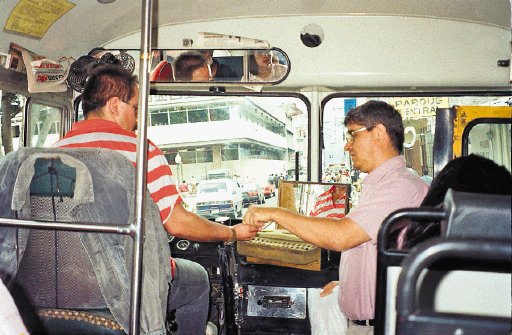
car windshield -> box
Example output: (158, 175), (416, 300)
(242, 183), (258, 191)
(199, 182), (227, 193)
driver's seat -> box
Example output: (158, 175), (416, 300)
(0, 147), (171, 335)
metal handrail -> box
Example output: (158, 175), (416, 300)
(130, 0), (153, 333)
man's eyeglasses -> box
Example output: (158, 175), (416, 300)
(345, 126), (373, 143)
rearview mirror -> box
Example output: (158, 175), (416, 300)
(125, 48), (289, 85)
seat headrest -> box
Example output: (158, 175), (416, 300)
(442, 189), (511, 238)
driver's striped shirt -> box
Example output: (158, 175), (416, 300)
(55, 119), (181, 224)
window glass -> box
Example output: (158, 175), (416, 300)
(196, 147), (213, 163)
(27, 103), (61, 148)
(0, 91), (26, 156)
(180, 150), (196, 164)
(468, 123), (511, 172)
(210, 106), (230, 121)
(147, 94), (308, 218)
(222, 144), (239, 161)
(150, 108), (169, 126)
(188, 109), (208, 123)
(322, 96), (511, 206)
(169, 110), (187, 124)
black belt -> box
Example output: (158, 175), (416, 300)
(351, 319), (375, 326)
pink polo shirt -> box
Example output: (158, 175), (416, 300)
(339, 155), (429, 320)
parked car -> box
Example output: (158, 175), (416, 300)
(263, 184), (276, 198)
(195, 179), (243, 218)
(242, 182), (265, 206)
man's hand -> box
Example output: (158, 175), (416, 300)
(232, 223), (260, 241)
(242, 205), (276, 230)
(320, 281), (339, 297)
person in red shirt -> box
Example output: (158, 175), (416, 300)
(56, 64), (258, 335)
(309, 185), (347, 219)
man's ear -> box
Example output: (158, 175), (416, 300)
(374, 124), (387, 142)
(106, 96), (121, 118)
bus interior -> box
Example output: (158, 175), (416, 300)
(0, 1), (511, 334)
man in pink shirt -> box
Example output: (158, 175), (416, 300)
(243, 100), (428, 335)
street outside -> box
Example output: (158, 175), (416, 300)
(182, 190), (278, 219)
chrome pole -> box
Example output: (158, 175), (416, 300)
(130, 0), (153, 333)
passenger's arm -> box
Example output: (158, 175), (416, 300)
(164, 203), (259, 242)
(242, 206), (370, 251)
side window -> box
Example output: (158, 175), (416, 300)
(467, 123), (511, 172)
(26, 100), (62, 148)
(0, 91), (26, 156)
(322, 96), (510, 206)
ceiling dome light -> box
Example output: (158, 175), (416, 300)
(97, 0), (116, 4)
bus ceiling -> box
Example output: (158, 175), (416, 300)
(0, 0), (510, 90)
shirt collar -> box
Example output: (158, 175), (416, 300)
(71, 119), (124, 132)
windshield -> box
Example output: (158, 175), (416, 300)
(199, 182), (227, 193)
(242, 183), (258, 191)
(147, 94), (307, 218)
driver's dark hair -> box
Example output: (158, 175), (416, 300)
(81, 64), (137, 117)
(344, 100), (404, 154)
(173, 51), (207, 81)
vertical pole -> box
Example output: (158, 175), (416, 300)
(310, 89), (321, 181)
(130, 0), (153, 334)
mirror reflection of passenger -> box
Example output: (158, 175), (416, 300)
(309, 185), (347, 219)
(200, 50), (239, 81)
(249, 50), (287, 82)
(173, 51), (213, 81)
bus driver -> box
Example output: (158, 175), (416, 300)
(55, 64), (259, 335)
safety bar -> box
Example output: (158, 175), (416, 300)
(377, 207), (446, 258)
(374, 207), (446, 335)
(396, 237), (511, 335)
(0, 218), (133, 235)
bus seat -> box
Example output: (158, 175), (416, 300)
(0, 147), (172, 335)
(442, 189), (512, 238)
(375, 190), (512, 335)
(375, 207), (445, 335)
(395, 238), (512, 335)
(9, 153), (126, 334)
(150, 60), (174, 81)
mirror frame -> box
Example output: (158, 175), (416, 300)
(121, 48), (290, 85)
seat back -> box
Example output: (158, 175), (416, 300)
(375, 190), (512, 335)
(442, 189), (512, 238)
(375, 207), (445, 335)
(396, 238), (511, 335)
(0, 147), (172, 335)
(5, 153), (126, 334)
(14, 157), (106, 310)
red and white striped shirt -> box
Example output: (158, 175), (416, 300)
(55, 119), (181, 224)
(309, 185), (346, 219)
